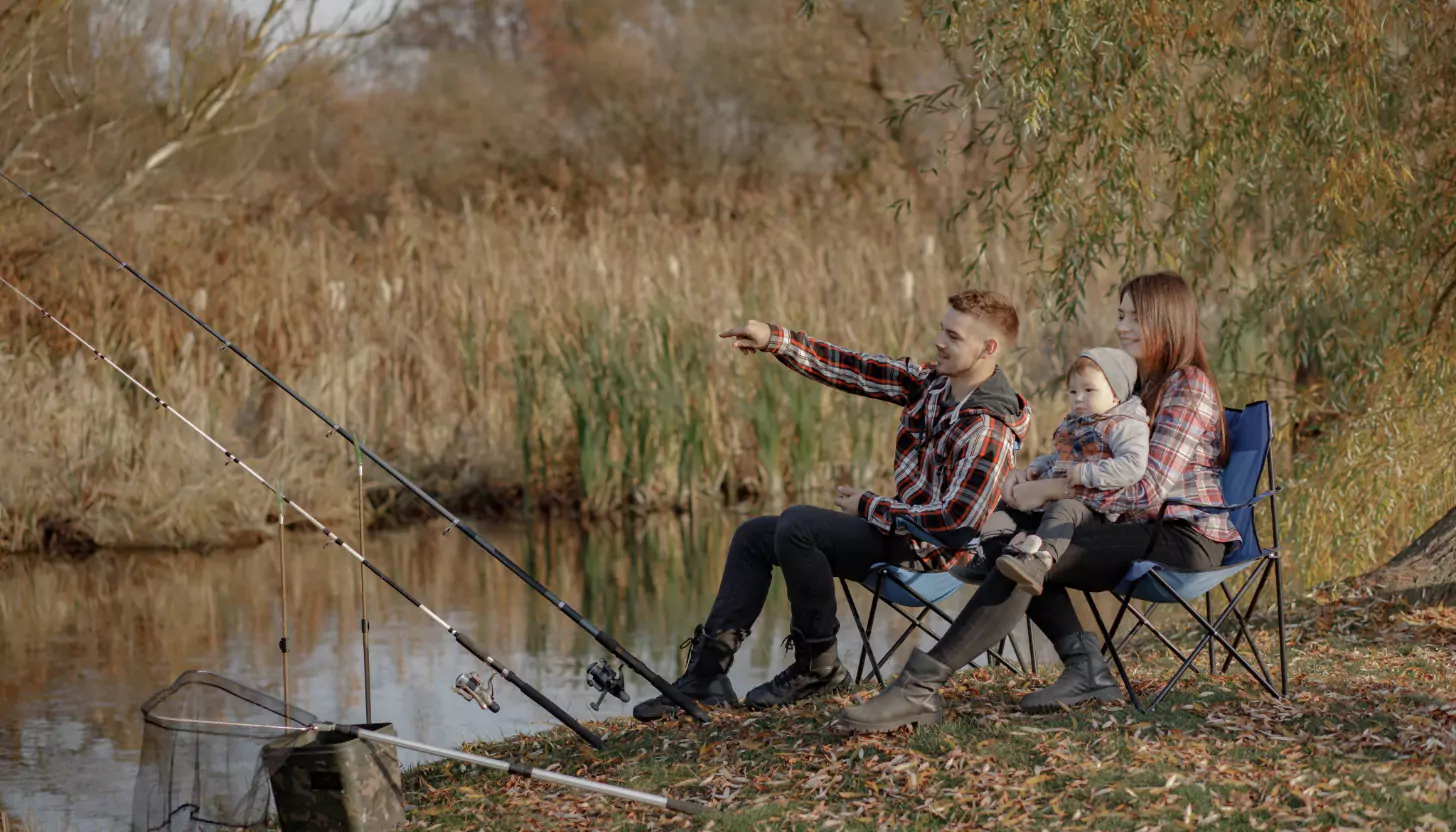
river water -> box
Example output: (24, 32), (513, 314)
(0, 511), (1049, 830)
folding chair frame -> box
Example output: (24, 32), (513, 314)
(839, 570), (1034, 686)
(1084, 405), (1288, 712)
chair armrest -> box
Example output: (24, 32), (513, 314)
(895, 517), (981, 547)
(1144, 486), (1282, 560)
(1156, 486), (1282, 522)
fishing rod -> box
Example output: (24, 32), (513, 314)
(148, 714), (708, 817)
(277, 485), (292, 726)
(1, 172), (710, 724)
(331, 722), (708, 816)
(0, 272), (604, 750)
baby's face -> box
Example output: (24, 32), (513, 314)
(1067, 368), (1120, 417)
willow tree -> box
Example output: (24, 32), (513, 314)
(804, 0), (1456, 593)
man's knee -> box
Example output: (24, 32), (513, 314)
(775, 504), (832, 550)
(728, 515), (780, 561)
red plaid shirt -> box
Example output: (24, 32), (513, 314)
(1072, 368), (1240, 544)
(766, 324), (1031, 566)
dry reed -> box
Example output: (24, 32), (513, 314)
(1, 184), (1448, 588)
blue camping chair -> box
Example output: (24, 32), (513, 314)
(838, 520), (1034, 686)
(1083, 400), (1287, 711)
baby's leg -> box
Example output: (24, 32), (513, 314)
(980, 508), (1022, 541)
(1033, 499), (1105, 561)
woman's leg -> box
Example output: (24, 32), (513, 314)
(1020, 521), (1225, 712)
(830, 571), (1032, 733)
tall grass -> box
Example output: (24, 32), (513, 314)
(2, 185), (1449, 586)
(0, 187), (1072, 550)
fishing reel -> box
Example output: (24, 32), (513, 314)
(452, 671), (501, 714)
(586, 659), (628, 711)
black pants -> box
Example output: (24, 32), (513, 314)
(928, 511), (1230, 668)
(703, 505), (916, 644)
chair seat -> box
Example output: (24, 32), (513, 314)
(860, 563), (965, 607)
(1117, 555), (1268, 604)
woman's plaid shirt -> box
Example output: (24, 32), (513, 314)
(765, 324), (1031, 565)
(1072, 367), (1240, 545)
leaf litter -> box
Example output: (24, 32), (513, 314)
(401, 594), (1456, 830)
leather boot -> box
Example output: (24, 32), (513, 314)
(829, 649), (953, 734)
(1018, 631), (1123, 713)
(743, 629), (848, 710)
(632, 626), (744, 722)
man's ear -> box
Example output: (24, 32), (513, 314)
(983, 338), (1001, 359)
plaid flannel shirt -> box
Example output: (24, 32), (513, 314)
(766, 324), (1031, 569)
(1072, 368), (1240, 545)
(1031, 411), (1133, 477)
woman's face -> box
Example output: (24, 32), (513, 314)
(1116, 293), (1144, 362)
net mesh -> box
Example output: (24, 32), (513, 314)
(131, 670), (318, 832)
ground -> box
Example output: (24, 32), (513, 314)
(401, 592), (1456, 831)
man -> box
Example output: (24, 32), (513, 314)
(632, 289), (1030, 721)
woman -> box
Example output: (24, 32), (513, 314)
(831, 271), (1240, 733)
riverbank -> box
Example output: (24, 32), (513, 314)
(401, 591), (1456, 831)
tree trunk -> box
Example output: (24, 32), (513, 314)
(1363, 504), (1456, 606)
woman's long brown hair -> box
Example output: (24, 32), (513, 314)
(1120, 271), (1229, 465)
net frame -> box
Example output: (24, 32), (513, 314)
(132, 670), (317, 832)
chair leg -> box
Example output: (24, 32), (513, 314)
(840, 578), (872, 685)
(883, 573), (1021, 675)
(1027, 615), (1038, 674)
(1216, 561), (1273, 670)
(1275, 554), (1288, 696)
(1206, 594), (1215, 674)
(859, 584), (887, 686)
(1145, 570), (1279, 709)
(1117, 602), (1201, 675)
(1218, 575), (1274, 686)
(1086, 590), (1144, 712)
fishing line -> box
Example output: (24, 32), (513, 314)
(1, 172), (710, 724)
(0, 272), (604, 749)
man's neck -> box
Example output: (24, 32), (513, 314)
(946, 363), (997, 402)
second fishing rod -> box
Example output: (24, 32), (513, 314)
(0, 271), (603, 750)
(1, 172), (709, 724)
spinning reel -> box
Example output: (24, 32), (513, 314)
(452, 670), (502, 713)
(586, 659), (629, 711)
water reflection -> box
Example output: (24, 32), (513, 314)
(0, 511), (1041, 830)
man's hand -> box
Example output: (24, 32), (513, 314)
(718, 320), (772, 354)
(834, 485), (867, 514)
(1003, 467), (1028, 494)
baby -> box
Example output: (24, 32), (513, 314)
(982, 347), (1149, 594)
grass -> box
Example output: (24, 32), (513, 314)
(3, 183), (1454, 590)
(0, 188), (1084, 555)
(401, 591), (1456, 831)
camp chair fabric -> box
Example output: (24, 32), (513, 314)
(1085, 400), (1288, 712)
(839, 517), (1034, 687)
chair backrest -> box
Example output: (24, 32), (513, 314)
(1220, 401), (1272, 565)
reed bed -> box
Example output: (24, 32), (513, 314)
(0, 185), (1449, 587)
(0, 188), (1082, 547)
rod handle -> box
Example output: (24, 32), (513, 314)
(454, 632), (604, 750)
(666, 798), (709, 816)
